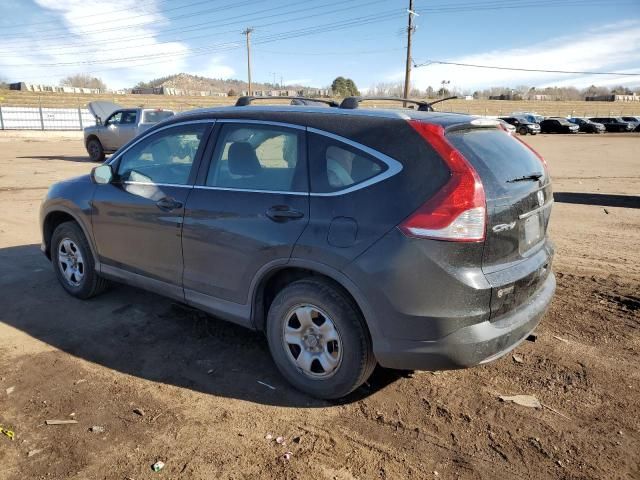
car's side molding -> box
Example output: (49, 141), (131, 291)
(101, 264), (184, 302)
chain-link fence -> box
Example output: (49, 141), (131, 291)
(0, 106), (96, 130)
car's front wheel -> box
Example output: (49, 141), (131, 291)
(86, 138), (105, 162)
(518, 127), (528, 135)
(266, 279), (376, 399)
(51, 221), (108, 299)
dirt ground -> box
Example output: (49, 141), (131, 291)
(0, 131), (638, 480)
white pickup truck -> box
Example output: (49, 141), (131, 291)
(84, 101), (174, 162)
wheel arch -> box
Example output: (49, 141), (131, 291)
(42, 208), (98, 266)
(85, 134), (101, 147)
(250, 259), (382, 346)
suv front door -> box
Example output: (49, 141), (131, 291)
(181, 121), (309, 323)
(91, 121), (213, 297)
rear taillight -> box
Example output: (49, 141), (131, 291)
(399, 121), (486, 242)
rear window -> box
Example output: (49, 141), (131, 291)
(142, 110), (174, 123)
(447, 129), (546, 198)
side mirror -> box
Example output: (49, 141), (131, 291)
(92, 165), (113, 184)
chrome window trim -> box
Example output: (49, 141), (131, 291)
(194, 185), (307, 196)
(216, 118), (306, 130)
(107, 119), (215, 166)
(307, 127), (403, 197)
(122, 181), (193, 189)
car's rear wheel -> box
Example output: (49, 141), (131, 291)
(266, 279), (376, 399)
(518, 127), (528, 135)
(87, 138), (105, 162)
(51, 221), (108, 299)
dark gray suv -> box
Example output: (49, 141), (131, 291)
(40, 98), (555, 399)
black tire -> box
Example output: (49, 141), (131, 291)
(518, 127), (528, 135)
(87, 138), (105, 162)
(51, 221), (108, 299)
(266, 279), (376, 399)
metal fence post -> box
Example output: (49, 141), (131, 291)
(39, 105), (45, 131)
(0, 105), (4, 130)
(78, 107), (83, 130)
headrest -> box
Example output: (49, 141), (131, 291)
(228, 142), (262, 176)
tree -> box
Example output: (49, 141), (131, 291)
(60, 74), (106, 91)
(331, 76), (359, 97)
(227, 88), (237, 97)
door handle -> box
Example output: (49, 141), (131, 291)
(156, 197), (183, 211)
(266, 205), (304, 222)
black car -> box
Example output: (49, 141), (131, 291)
(589, 117), (634, 132)
(568, 117), (605, 133)
(40, 98), (555, 399)
(499, 116), (540, 135)
(621, 116), (640, 132)
(539, 117), (580, 134)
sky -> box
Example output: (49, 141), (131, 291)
(0, 0), (639, 92)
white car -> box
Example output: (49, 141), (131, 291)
(84, 102), (174, 162)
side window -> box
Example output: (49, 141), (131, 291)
(106, 112), (122, 126)
(120, 111), (137, 125)
(206, 124), (305, 192)
(308, 133), (386, 193)
(117, 123), (208, 185)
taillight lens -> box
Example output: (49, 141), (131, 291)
(399, 121), (486, 242)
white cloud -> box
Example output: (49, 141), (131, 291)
(0, 0), (234, 89)
(400, 21), (640, 91)
(192, 57), (235, 80)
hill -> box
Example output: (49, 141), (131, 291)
(134, 73), (301, 95)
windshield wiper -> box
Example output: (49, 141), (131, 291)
(507, 172), (543, 183)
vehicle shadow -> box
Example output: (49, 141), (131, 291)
(553, 192), (640, 209)
(0, 244), (405, 408)
(16, 155), (91, 163)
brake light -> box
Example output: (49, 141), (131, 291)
(512, 135), (549, 177)
(399, 121), (486, 242)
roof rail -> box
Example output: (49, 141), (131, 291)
(235, 96), (339, 107)
(338, 95), (458, 111)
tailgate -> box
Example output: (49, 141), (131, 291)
(447, 128), (553, 317)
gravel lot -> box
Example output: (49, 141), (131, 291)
(0, 131), (638, 480)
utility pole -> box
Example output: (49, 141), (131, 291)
(242, 27), (254, 96)
(403, 0), (417, 105)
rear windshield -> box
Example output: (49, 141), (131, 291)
(142, 110), (174, 123)
(448, 128), (546, 198)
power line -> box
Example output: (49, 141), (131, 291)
(0, 0), (386, 52)
(3, 11), (405, 71)
(413, 60), (640, 76)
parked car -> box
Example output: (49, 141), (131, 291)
(588, 117), (634, 132)
(620, 116), (640, 132)
(499, 116), (541, 135)
(510, 111), (544, 124)
(84, 102), (175, 162)
(497, 118), (516, 135)
(539, 117), (579, 134)
(568, 117), (605, 133)
(41, 99), (555, 399)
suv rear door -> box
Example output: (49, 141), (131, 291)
(181, 121), (309, 323)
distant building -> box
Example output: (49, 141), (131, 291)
(131, 86), (227, 96)
(586, 94), (640, 102)
(9, 82), (102, 94)
(489, 93), (523, 101)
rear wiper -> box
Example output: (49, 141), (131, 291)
(507, 172), (543, 183)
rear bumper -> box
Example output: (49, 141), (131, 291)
(374, 272), (555, 371)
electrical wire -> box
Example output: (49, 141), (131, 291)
(413, 60), (640, 76)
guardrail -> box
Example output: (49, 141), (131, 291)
(0, 106), (96, 130)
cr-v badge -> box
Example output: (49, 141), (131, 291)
(493, 221), (516, 233)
